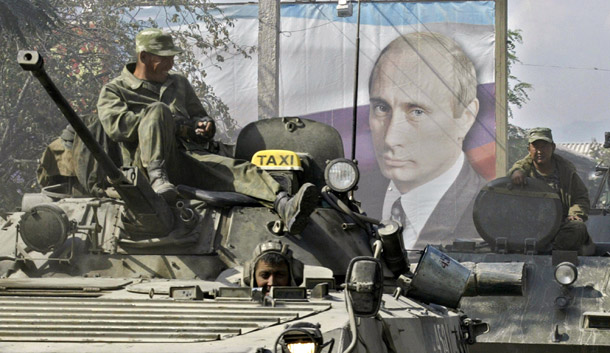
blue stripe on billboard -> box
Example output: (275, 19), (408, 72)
(129, 5), (260, 25)
(282, 2), (495, 26)
(219, 4), (259, 19)
(131, 2), (494, 25)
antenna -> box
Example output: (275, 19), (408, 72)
(338, 0), (362, 162)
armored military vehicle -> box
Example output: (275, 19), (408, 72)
(437, 173), (610, 353)
(0, 50), (488, 352)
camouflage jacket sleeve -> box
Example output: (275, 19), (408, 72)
(97, 83), (141, 143)
(568, 172), (590, 221)
(555, 155), (590, 221)
(182, 76), (209, 120)
(508, 155), (534, 177)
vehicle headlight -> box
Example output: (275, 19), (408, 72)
(324, 159), (359, 193)
(554, 262), (578, 286)
(19, 203), (70, 253)
(286, 342), (317, 353)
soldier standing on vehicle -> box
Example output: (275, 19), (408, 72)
(242, 240), (304, 295)
(510, 127), (595, 255)
(97, 28), (318, 234)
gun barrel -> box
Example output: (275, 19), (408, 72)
(18, 50), (174, 236)
(17, 50), (123, 182)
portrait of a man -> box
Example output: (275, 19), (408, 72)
(368, 31), (487, 249)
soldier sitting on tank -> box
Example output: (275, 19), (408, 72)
(242, 240), (304, 296)
(509, 127), (595, 255)
(96, 28), (318, 234)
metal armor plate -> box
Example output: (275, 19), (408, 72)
(473, 176), (562, 253)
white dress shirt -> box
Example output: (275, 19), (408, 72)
(382, 153), (465, 249)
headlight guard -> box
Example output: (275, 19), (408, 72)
(554, 262), (578, 286)
(324, 158), (359, 193)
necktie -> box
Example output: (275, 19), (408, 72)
(391, 197), (416, 249)
(391, 197), (408, 229)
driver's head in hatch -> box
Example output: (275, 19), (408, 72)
(242, 240), (304, 295)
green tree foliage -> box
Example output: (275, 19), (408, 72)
(0, 0), (253, 210)
(506, 29), (533, 170)
(507, 123), (528, 168)
(0, 0), (60, 209)
(507, 29), (532, 120)
(0, 0), (58, 44)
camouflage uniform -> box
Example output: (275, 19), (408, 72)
(96, 28), (318, 236)
(509, 128), (592, 252)
(97, 63), (281, 203)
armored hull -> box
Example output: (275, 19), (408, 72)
(0, 279), (470, 353)
(443, 176), (610, 352)
(452, 252), (610, 353)
(1, 50), (487, 352)
(0, 145), (479, 353)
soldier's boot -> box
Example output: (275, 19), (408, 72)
(579, 237), (596, 256)
(147, 161), (178, 203)
(274, 183), (319, 235)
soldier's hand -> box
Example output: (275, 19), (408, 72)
(510, 170), (527, 186)
(195, 118), (215, 140)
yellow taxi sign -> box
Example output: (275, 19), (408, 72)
(251, 150), (302, 171)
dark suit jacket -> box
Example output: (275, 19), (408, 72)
(412, 159), (487, 248)
(357, 159), (487, 248)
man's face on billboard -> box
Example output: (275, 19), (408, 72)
(368, 40), (477, 193)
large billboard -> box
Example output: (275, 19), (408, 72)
(183, 1), (498, 249)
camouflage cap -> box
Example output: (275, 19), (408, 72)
(528, 127), (554, 144)
(135, 28), (183, 56)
